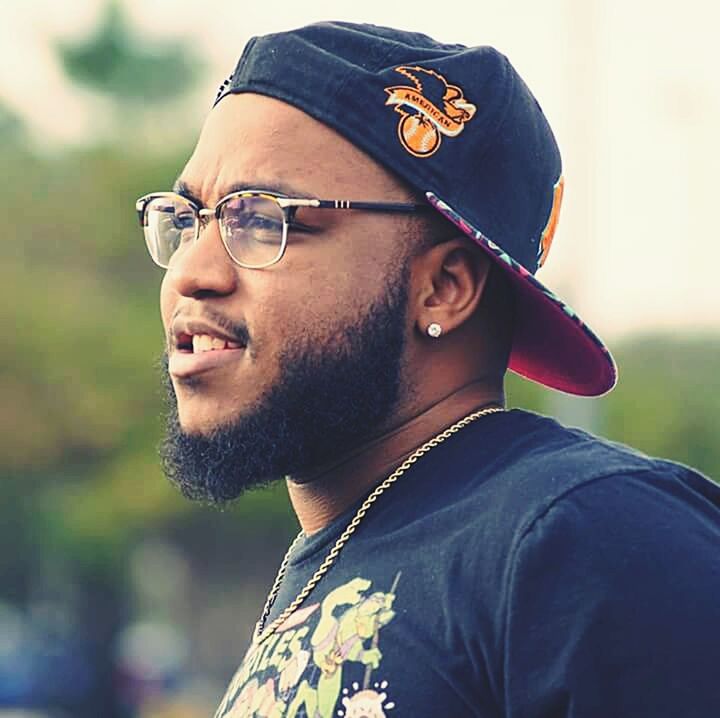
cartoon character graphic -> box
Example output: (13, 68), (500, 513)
(341, 689), (388, 718)
(337, 680), (397, 718)
(216, 575), (400, 718)
(224, 677), (285, 718)
(384, 66), (476, 158)
(286, 575), (399, 718)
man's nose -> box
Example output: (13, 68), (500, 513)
(164, 219), (238, 298)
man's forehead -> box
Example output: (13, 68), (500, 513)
(181, 92), (407, 204)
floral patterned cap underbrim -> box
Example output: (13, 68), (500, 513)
(427, 192), (618, 396)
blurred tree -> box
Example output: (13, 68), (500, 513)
(57, 1), (202, 105)
(600, 334), (720, 471)
(0, 102), (25, 145)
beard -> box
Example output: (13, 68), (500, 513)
(159, 265), (411, 504)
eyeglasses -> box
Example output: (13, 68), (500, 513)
(135, 190), (431, 269)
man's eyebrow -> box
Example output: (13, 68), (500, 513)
(173, 180), (203, 206)
(172, 179), (314, 206)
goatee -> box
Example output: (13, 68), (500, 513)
(159, 266), (410, 504)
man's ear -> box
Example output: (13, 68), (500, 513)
(411, 238), (491, 337)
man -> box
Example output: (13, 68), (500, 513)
(136, 22), (720, 717)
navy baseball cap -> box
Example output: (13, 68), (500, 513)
(214, 21), (617, 396)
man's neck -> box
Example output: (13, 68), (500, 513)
(286, 380), (504, 534)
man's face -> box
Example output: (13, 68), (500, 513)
(158, 93), (417, 501)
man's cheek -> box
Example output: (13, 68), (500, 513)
(159, 280), (174, 334)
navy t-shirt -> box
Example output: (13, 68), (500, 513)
(214, 409), (720, 717)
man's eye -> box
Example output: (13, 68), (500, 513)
(225, 212), (283, 242)
(173, 212), (196, 230)
(253, 214), (283, 231)
(229, 213), (282, 231)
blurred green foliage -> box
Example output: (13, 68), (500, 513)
(600, 335), (720, 470)
(57, 1), (203, 105)
(0, 103), (25, 144)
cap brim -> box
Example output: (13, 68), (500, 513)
(427, 192), (617, 396)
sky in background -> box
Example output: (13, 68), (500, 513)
(3, 0), (719, 340)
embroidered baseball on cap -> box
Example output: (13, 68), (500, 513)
(384, 65), (477, 158)
(214, 21), (617, 396)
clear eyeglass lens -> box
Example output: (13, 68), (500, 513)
(219, 195), (285, 267)
(143, 195), (197, 267)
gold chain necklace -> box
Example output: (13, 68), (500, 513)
(253, 404), (504, 645)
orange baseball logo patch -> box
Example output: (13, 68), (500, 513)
(384, 66), (476, 158)
(537, 176), (564, 268)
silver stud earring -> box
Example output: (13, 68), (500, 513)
(427, 323), (443, 339)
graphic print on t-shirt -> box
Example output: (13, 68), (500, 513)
(216, 573), (401, 717)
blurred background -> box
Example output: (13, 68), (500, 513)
(2, 1), (718, 716)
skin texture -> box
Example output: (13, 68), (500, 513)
(160, 92), (511, 533)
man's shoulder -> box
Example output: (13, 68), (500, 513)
(441, 408), (719, 546)
(420, 408), (720, 619)
(495, 407), (676, 478)
(495, 415), (720, 717)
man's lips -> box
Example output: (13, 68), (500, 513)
(171, 318), (247, 350)
(168, 346), (246, 379)
(168, 315), (249, 378)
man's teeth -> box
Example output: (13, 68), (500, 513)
(191, 334), (242, 352)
